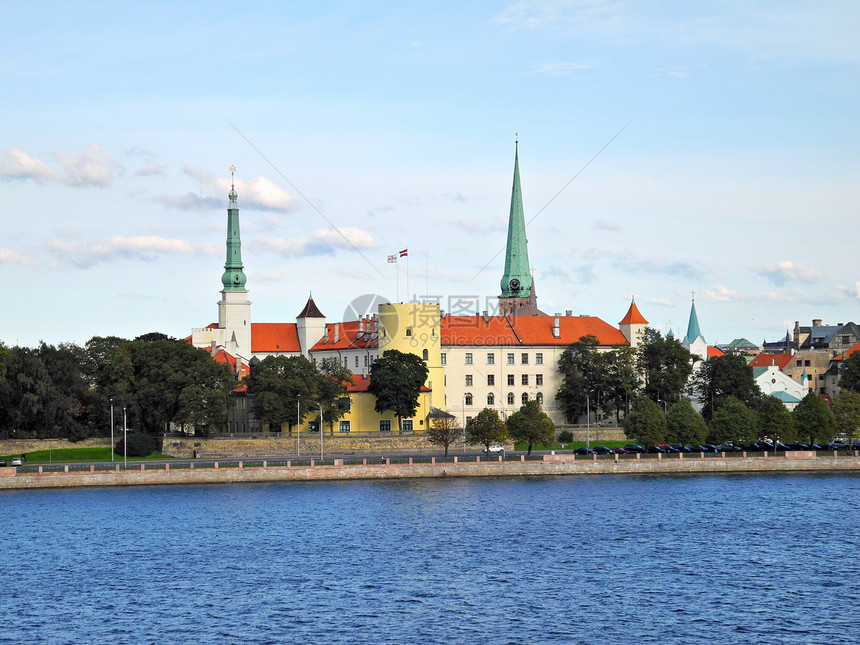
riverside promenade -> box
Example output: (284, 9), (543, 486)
(1, 451), (859, 490)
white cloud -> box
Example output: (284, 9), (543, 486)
(706, 285), (741, 302)
(0, 145), (119, 186)
(255, 226), (379, 258)
(756, 260), (824, 286)
(47, 235), (195, 268)
(179, 165), (296, 212)
(313, 227), (378, 250)
(593, 218), (620, 231)
(136, 159), (166, 177)
(0, 247), (38, 267)
(257, 272), (284, 282)
(649, 297), (673, 307)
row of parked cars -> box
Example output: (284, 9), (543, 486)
(573, 441), (859, 456)
(0, 456), (25, 467)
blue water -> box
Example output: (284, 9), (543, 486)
(2, 473), (859, 644)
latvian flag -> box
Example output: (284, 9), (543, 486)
(399, 248), (408, 257)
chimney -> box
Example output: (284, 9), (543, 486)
(357, 318), (364, 339)
(553, 317), (561, 339)
(813, 319), (822, 327)
(482, 310), (489, 323)
(323, 327), (330, 344)
(333, 323), (340, 344)
(565, 310), (572, 317)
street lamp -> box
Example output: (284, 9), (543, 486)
(123, 406), (127, 466)
(297, 394), (301, 457)
(109, 398), (114, 463)
(319, 402), (324, 462)
(658, 399), (668, 414)
(586, 394), (591, 448)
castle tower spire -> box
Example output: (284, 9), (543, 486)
(221, 166), (247, 291)
(685, 292), (704, 344)
(499, 139), (540, 316)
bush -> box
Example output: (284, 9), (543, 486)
(115, 433), (159, 458)
(557, 430), (574, 443)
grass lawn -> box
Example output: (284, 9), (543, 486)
(2, 447), (174, 463)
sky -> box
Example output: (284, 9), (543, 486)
(2, 1), (859, 349)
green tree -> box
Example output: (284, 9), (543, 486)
(692, 353), (762, 421)
(556, 335), (603, 423)
(665, 398), (707, 446)
(757, 396), (795, 444)
(708, 396), (757, 444)
(36, 342), (91, 441)
(245, 355), (320, 433)
(426, 414), (461, 460)
(465, 408), (507, 452)
(0, 347), (51, 439)
(793, 392), (835, 444)
(84, 335), (134, 435)
(368, 349), (429, 433)
(602, 345), (639, 421)
(316, 357), (354, 434)
(637, 328), (694, 406)
(838, 352), (860, 393)
(506, 399), (555, 456)
(623, 397), (666, 446)
(831, 389), (860, 446)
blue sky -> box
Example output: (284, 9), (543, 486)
(3, 1), (859, 348)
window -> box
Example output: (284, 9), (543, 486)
(507, 393), (515, 405)
(507, 374), (515, 386)
(507, 353), (515, 365)
(522, 353), (529, 365)
(522, 374), (529, 386)
(805, 360), (811, 367)
(487, 374), (495, 386)
(522, 393), (529, 404)
(487, 353), (495, 365)
(308, 420), (320, 433)
(406, 328), (413, 337)
(402, 420), (414, 433)
(364, 355), (369, 367)
(465, 353), (473, 365)
(796, 360), (802, 367)
(536, 392), (543, 405)
(466, 416), (473, 425)
(441, 353), (447, 365)
(380, 420), (392, 432)
(339, 420), (351, 433)
(466, 375), (473, 387)
(465, 393), (473, 406)
(422, 349), (429, 361)
(536, 353), (543, 365)
(536, 374), (543, 386)
(355, 356), (359, 367)
(487, 393), (495, 405)
(343, 357), (348, 367)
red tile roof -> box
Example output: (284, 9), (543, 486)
(619, 301), (648, 325)
(834, 342), (860, 361)
(251, 323), (301, 353)
(442, 314), (627, 347)
(296, 295), (325, 319)
(347, 374), (430, 393)
(210, 348), (250, 379)
(748, 353), (793, 369)
(310, 321), (378, 351)
(707, 346), (725, 358)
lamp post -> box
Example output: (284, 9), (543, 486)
(586, 394), (590, 448)
(297, 394), (301, 457)
(319, 402), (324, 461)
(658, 399), (668, 414)
(123, 406), (127, 466)
(109, 398), (114, 463)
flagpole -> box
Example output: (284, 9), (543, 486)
(406, 253), (410, 302)
(397, 258), (400, 302)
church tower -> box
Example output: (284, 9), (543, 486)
(682, 294), (707, 361)
(619, 297), (649, 349)
(217, 167), (252, 359)
(499, 141), (541, 316)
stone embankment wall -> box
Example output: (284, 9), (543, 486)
(0, 438), (110, 455)
(2, 452), (858, 490)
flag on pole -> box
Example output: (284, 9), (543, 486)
(399, 248), (408, 257)
(387, 254), (397, 263)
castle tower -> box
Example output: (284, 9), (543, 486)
(377, 302), (445, 408)
(619, 297), (649, 349)
(296, 292), (326, 357)
(498, 141), (541, 316)
(217, 167), (252, 359)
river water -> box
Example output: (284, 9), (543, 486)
(1, 473), (858, 644)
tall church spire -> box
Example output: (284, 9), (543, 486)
(499, 140), (540, 316)
(221, 166), (247, 291)
(685, 293), (704, 344)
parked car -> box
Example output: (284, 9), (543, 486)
(702, 444), (720, 453)
(671, 445), (692, 453)
(716, 443), (742, 453)
(483, 444), (505, 454)
(624, 444), (646, 453)
(593, 446), (614, 455)
(646, 445), (666, 454)
(574, 447), (595, 456)
(656, 444), (680, 453)
(11, 457), (23, 466)
(0, 459), (7, 467)
(611, 448), (631, 455)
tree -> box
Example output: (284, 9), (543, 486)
(831, 390), (860, 446)
(839, 352), (860, 393)
(623, 397), (666, 446)
(665, 398), (707, 446)
(692, 353), (762, 421)
(793, 392), (835, 444)
(245, 355), (320, 433)
(602, 345), (639, 420)
(556, 335), (603, 423)
(368, 349), (429, 433)
(465, 408), (507, 452)
(316, 357), (354, 434)
(426, 414), (461, 460)
(506, 399), (555, 456)
(637, 328), (694, 406)
(708, 396), (757, 444)
(757, 396), (796, 444)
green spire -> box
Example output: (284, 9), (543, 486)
(685, 296), (704, 343)
(500, 141), (532, 298)
(221, 166), (247, 291)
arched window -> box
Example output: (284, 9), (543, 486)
(465, 393), (473, 406)
(522, 392), (529, 405)
(422, 349), (429, 360)
(507, 393), (515, 405)
(406, 328), (413, 337)
(536, 392), (544, 405)
(487, 393), (495, 406)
